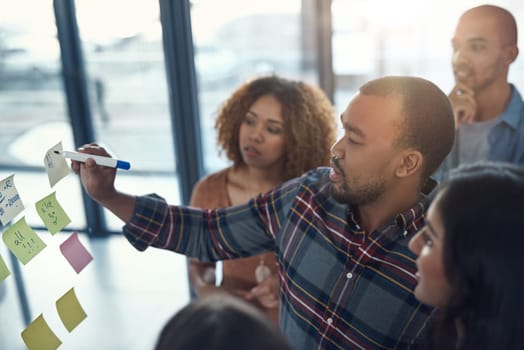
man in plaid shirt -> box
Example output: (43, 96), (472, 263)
(74, 76), (455, 349)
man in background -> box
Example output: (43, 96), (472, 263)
(437, 4), (524, 178)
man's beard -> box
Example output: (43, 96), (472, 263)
(330, 179), (386, 206)
(329, 159), (386, 206)
(330, 161), (386, 205)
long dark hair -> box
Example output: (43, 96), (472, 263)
(428, 162), (524, 349)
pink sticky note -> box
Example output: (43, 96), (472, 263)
(59, 232), (93, 273)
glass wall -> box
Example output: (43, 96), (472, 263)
(0, 0), (86, 229)
(75, 0), (180, 230)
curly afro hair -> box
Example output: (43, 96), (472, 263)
(215, 75), (337, 180)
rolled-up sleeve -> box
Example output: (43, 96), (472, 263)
(122, 192), (281, 261)
(123, 194), (168, 251)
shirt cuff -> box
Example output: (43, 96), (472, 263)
(122, 193), (168, 251)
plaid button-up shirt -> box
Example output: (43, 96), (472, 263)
(123, 167), (434, 349)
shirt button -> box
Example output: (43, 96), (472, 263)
(346, 272), (353, 279)
(327, 318), (333, 325)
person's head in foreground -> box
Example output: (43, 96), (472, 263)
(409, 161), (524, 349)
(154, 295), (293, 350)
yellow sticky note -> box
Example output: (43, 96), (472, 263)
(35, 192), (71, 235)
(0, 253), (10, 282)
(56, 287), (87, 332)
(2, 217), (46, 265)
(0, 174), (24, 226)
(21, 314), (62, 350)
(44, 141), (71, 187)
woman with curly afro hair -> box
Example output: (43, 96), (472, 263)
(188, 75), (337, 324)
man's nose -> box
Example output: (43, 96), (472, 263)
(452, 47), (468, 65)
(330, 138), (344, 159)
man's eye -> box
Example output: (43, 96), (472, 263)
(470, 43), (485, 51)
(422, 232), (433, 247)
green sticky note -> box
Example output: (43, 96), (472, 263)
(0, 253), (10, 282)
(2, 217), (47, 265)
(21, 314), (62, 350)
(56, 287), (87, 332)
(35, 192), (71, 235)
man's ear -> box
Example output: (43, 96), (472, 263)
(505, 45), (519, 65)
(396, 150), (423, 178)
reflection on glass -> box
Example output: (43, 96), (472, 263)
(75, 0), (180, 230)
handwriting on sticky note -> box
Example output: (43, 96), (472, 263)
(0, 174), (24, 226)
(2, 217), (46, 265)
(60, 232), (93, 273)
(56, 287), (87, 332)
(0, 253), (10, 282)
(35, 192), (71, 235)
(21, 314), (62, 350)
(44, 141), (71, 187)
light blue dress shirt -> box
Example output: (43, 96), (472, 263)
(436, 84), (524, 180)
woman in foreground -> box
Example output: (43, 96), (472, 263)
(409, 162), (524, 349)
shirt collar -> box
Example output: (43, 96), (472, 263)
(395, 196), (429, 238)
(346, 179), (434, 240)
(497, 84), (523, 130)
(395, 177), (436, 238)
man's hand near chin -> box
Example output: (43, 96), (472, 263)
(448, 83), (477, 129)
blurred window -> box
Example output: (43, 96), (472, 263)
(331, 0), (524, 112)
(190, 0), (318, 174)
(75, 0), (179, 230)
(0, 0), (86, 229)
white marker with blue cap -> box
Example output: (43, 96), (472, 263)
(54, 150), (131, 170)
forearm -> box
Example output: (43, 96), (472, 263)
(97, 191), (136, 223)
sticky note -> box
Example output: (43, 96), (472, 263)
(0, 253), (10, 282)
(2, 217), (46, 265)
(56, 287), (87, 332)
(0, 174), (24, 226)
(59, 232), (93, 273)
(44, 141), (71, 187)
(35, 192), (71, 235)
(21, 314), (62, 350)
